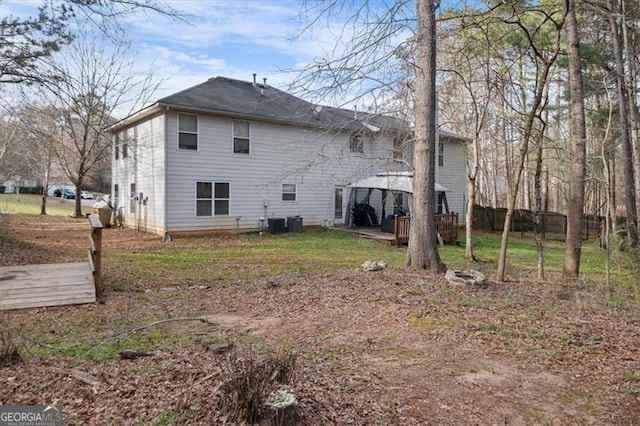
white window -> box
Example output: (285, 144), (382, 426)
(178, 113), (198, 150)
(350, 133), (364, 153)
(334, 187), (343, 219)
(130, 183), (136, 215)
(114, 134), (120, 160)
(392, 138), (404, 161)
(122, 134), (129, 159)
(196, 182), (229, 216)
(282, 184), (296, 202)
(113, 184), (119, 208)
(233, 120), (250, 154)
(214, 183), (230, 215)
(196, 182), (212, 216)
(438, 142), (444, 167)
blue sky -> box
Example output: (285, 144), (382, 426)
(2, 0), (355, 100)
(2, 1), (475, 111)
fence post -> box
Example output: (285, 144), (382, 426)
(88, 215), (103, 296)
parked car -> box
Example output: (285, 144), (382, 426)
(80, 191), (94, 199)
(53, 189), (62, 197)
(63, 189), (76, 199)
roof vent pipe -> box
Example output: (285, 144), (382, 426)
(253, 73), (257, 86)
(263, 77), (267, 87)
(261, 86), (264, 96)
(354, 104), (358, 119)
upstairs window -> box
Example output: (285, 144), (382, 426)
(282, 184), (296, 201)
(178, 113), (198, 150)
(438, 142), (444, 167)
(392, 138), (404, 161)
(114, 134), (120, 160)
(233, 120), (250, 154)
(350, 133), (364, 153)
(122, 135), (129, 159)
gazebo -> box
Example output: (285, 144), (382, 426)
(346, 172), (458, 245)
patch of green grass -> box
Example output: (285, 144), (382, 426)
(477, 322), (512, 338)
(455, 295), (488, 309)
(623, 370), (640, 382)
(0, 194), (91, 216)
(105, 228), (409, 289)
(140, 411), (183, 426)
(30, 328), (194, 362)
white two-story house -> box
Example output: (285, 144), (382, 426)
(107, 76), (467, 236)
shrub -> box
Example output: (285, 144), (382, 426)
(217, 347), (297, 424)
(0, 328), (23, 368)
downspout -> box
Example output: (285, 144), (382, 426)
(163, 106), (169, 235)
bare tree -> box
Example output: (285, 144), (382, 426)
(563, 0), (588, 276)
(0, 110), (24, 184)
(438, 12), (495, 263)
(406, 0), (446, 272)
(14, 104), (61, 215)
(494, 4), (566, 282)
(606, 0), (639, 246)
(292, 1), (446, 272)
(33, 29), (158, 217)
(0, 0), (185, 85)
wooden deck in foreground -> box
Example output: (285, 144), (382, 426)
(0, 262), (96, 311)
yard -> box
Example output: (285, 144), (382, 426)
(1, 202), (639, 424)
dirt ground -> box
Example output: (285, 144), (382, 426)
(1, 214), (640, 425)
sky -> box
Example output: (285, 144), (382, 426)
(2, 0), (357, 104)
(1, 0), (475, 114)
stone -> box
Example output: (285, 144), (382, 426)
(362, 260), (387, 271)
(445, 269), (487, 287)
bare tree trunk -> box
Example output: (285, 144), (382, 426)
(407, 0), (446, 273)
(534, 128), (545, 280)
(496, 14), (563, 282)
(608, 0), (639, 247)
(465, 137), (479, 261)
(563, 0), (587, 276)
(621, 0), (640, 227)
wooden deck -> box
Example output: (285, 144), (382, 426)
(345, 213), (460, 247)
(0, 262), (96, 311)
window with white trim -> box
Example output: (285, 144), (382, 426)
(196, 182), (230, 216)
(282, 184), (296, 202)
(438, 142), (444, 167)
(122, 134), (129, 158)
(114, 134), (120, 160)
(233, 120), (250, 154)
(392, 138), (404, 160)
(214, 183), (230, 215)
(130, 183), (136, 214)
(350, 133), (364, 153)
(178, 113), (198, 150)
(113, 184), (119, 208)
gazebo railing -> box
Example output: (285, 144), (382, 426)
(394, 213), (459, 247)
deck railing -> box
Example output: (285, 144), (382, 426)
(88, 215), (103, 296)
(394, 213), (459, 247)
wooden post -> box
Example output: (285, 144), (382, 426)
(88, 215), (103, 296)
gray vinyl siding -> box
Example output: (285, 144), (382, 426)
(436, 137), (467, 221)
(112, 114), (166, 234)
(163, 110), (401, 233)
